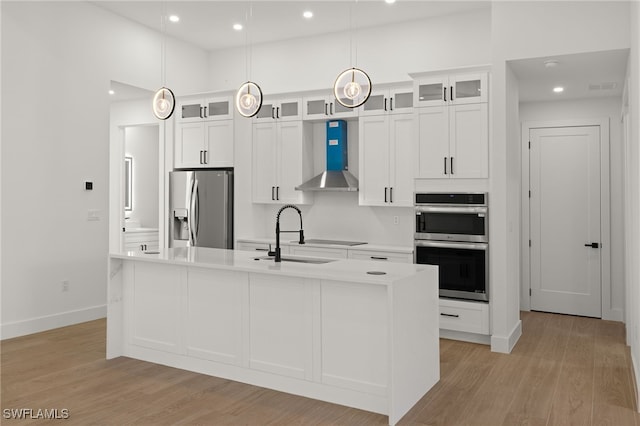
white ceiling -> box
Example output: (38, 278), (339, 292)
(92, 1), (491, 51)
(96, 1), (629, 104)
(509, 49), (629, 103)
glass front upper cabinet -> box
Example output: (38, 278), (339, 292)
(414, 72), (487, 107)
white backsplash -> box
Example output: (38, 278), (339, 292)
(258, 192), (414, 247)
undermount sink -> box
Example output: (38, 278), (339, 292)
(254, 255), (336, 264)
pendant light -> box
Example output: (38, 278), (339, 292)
(152, 4), (175, 120)
(235, 3), (263, 118)
(333, 0), (371, 109)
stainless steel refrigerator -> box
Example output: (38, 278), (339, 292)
(169, 169), (233, 249)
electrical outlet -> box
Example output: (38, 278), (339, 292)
(393, 216), (399, 225)
(62, 280), (69, 292)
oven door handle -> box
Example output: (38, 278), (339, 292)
(415, 206), (488, 214)
(415, 240), (488, 250)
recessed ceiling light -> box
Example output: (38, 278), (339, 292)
(553, 86), (564, 93)
(168, 15), (180, 23)
(108, 90), (115, 95)
(303, 10), (313, 19)
(385, 0), (397, 4)
(233, 23), (243, 31)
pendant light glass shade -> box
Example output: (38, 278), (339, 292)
(235, 81), (263, 118)
(152, 87), (175, 120)
(334, 67), (371, 108)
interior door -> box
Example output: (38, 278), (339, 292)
(529, 126), (601, 317)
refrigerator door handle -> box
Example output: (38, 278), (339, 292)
(189, 176), (196, 245)
(193, 178), (200, 245)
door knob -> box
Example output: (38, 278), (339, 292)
(584, 242), (599, 248)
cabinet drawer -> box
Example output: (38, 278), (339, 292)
(348, 249), (412, 264)
(236, 242), (272, 253)
(439, 299), (489, 335)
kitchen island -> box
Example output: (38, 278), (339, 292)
(108, 247), (439, 425)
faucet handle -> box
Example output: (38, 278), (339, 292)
(299, 230), (305, 245)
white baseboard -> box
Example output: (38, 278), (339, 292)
(632, 351), (640, 413)
(602, 308), (624, 322)
(0, 305), (106, 340)
(439, 329), (491, 345)
(491, 319), (522, 354)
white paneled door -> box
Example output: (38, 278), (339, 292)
(529, 126), (601, 318)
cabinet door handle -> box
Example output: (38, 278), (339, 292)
(390, 97), (394, 111)
(276, 186), (280, 200)
(440, 313), (460, 318)
(443, 87), (447, 102)
(451, 86), (454, 102)
(199, 150), (203, 164)
(371, 256), (388, 260)
(254, 248), (269, 251)
(204, 150), (208, 164)
(330, 102), (334, 115)
(389, 187), (393, 203)
(272, 107), (276, 119)
(203, 106), (208, 118)
(271, 186), (275, 201)
(384, 187), (388, 203)
(444, 157), (448, 175)
(325, 103), (328, 115)
(450, 157), (454, 175)
(199, 106), (204, 118)
(384, 98), (388, 111)
(276, 106), (280, 119)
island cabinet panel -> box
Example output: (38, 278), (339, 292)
(186, 268), (246, 365)
(321, 282), (388, 396)
(130, 263), (184, 354)
(248, 274), (313, 380)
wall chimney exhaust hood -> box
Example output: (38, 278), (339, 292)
(296, 120), (358, 192)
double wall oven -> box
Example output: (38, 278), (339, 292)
(414, 193), (489, 302)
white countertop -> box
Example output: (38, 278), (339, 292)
(236, 238), (413, 254)
(110, 247), (429, 286)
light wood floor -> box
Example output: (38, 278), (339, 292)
(2, 311), (639, 425)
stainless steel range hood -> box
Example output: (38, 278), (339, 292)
(296, 120), (358, 192)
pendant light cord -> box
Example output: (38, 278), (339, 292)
(160, 2), (166, 86)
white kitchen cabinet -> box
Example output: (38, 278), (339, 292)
(252, 120), (313, 204)
(288, 245), (348, 259)
(175, 119), (234, 168)
(414, 72), (487, 107)
(129, 262), (183, 353)
(439, 298), (490, 335)
(302, 93), (358, 120)
(123, 229), (159, 252)
(347, 249), (412, 264)
(359, 85), (414, 117)
(254, 97), (302, 122)
(235, 241), (272, 253)
(416, 103), (488, 179)
(186, 268), (245, 365)
(359, 113), (414, 206)
(177, 95), (233, 122)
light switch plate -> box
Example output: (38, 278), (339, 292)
(87, 209), (100, 221)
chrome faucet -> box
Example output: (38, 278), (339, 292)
(270, 204), (305, 262)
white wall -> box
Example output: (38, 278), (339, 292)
(519, 97), (625, 320)
(1, 2), (209, 339)
(625, 1), (640, 410)
(208, 8), (491, 93)
(124, 126), (159, 229)
(490, 0), (630, 352)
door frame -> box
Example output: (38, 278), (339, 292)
(109, 121), (166, 254)
(521, 118), (614, 320)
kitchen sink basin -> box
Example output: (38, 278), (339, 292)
(254, 255), (336, 264)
